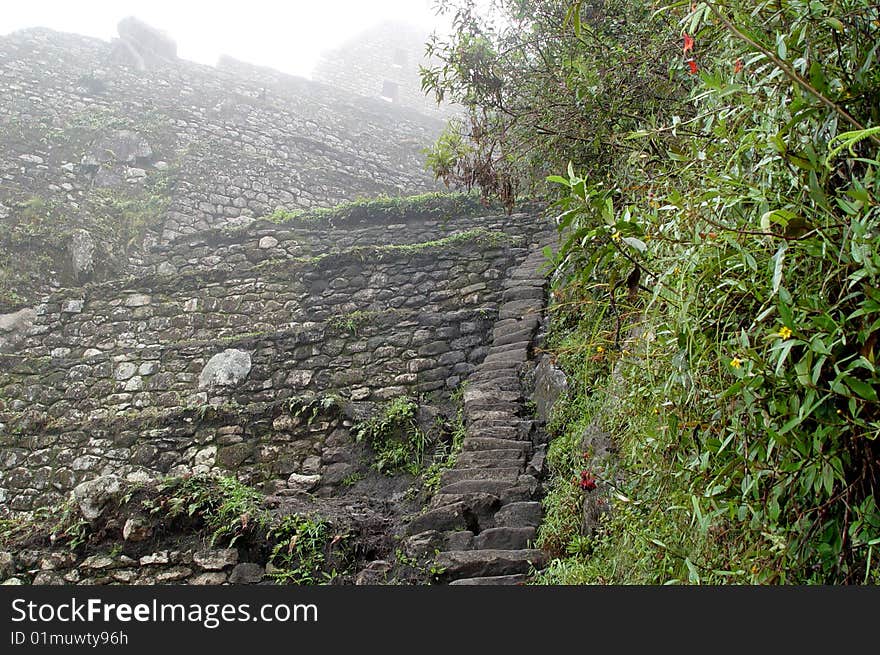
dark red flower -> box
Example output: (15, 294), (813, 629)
(578, 470), (597, 491)
(687, 59), (698, 75)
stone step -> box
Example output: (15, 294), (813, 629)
(463, 387), (522, 405)
(468, 426), (523, 440)
(467, 380), (521, 394)
(502, 287), (546, 302)
(476, 359), (526, 372)
(492, 331), (534, 348)
(463, 401), (520, 415)
(473, 527), (537, 550)
(500, 307), (541, 322)
(429, 492), (500, 519)
(490, 318), (522, 332)
(498, 474), (541, 505)
(467, 409), (519, 423)
(439, 479), (520, 496)
(463, 437), (531, 453)
(436, 549), (547, 580)
(456, 449), (526, 467)
(470, 418), (532, 429)
(404, 502), (477, 536)
(494, 502), (544, 528)
(440, 467), (521, 486)
(483, 347), (528, 363)
(468, 370), (521, 384)
(485, 341), (531, 356)
(509, 266), (546, 280)
(449, 574), (527, 586)
(451, 457), (525, 471)
(502, 277), (545, 289)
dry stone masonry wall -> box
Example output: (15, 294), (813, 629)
(0, 218), (553, 513)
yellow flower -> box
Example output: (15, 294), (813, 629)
(596, 346), (605, 353)
(611, 230), (622, 242)
(778, 326), (792, 339)
(730, 357), (743, 369)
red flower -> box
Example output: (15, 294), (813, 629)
(734, 58), (743, 73)
(683, 33), (694, 54)
(578, 470), (597, 491)
(687, 59), (698, 75)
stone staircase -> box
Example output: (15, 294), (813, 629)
(405, 243), (553, 584)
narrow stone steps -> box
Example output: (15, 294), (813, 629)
(467, 409), (520, 423)
(463, 387), (522, 405)
(484, 341), (531, 356)
(451, 457), (525, 471)
(466, 374), (521, 390)
(433, 243), (552, 585)
(469, 418), (532, 429)
(462, 401), (520, 414)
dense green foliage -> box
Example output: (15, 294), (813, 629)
(425, 0), (880, 583)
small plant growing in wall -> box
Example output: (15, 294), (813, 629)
(420, 384), (468, 494)
(352, 396), (427, 476)
(328, 310), (378, 336)
(154, 474), (269, 547)
(266, 514), (345, 585)
(287, 394), (341, 425)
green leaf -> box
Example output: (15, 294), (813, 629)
(771, 243), (787, 296)
(621, 236), (647, 253)
(843, 376), (878, 402)
(809, 61), (828, 94)
(774, 340), (795, 376)
(822, 463), (834, 496)
(546, 175), (570, 186)
(823, 17), (844, 32)
(760, 209), (797, 231)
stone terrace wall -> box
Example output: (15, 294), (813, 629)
(0, 28), (443, 245)
(142, 207), (545, 277)
(0, 231), (543, 511)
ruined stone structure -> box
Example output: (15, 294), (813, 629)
(0, 21), (558, 586)
(313, 21), (456, 120)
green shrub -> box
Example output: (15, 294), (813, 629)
(431, 0), (880, 583)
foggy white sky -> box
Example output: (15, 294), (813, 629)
(0, 0), (449, 77)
